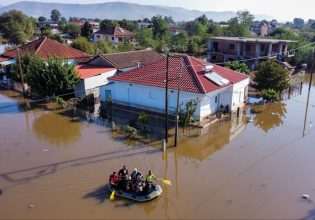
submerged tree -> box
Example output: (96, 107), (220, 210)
(25, 57), (80, 97)
(179, 99), (198, 128)
(254, 60), (289, 92)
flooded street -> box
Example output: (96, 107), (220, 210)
(0, 74), (315, 219)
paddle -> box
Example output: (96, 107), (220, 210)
(158, 179), (172, 185)
(109, 190), (115, 201)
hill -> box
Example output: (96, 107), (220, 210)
(0, 1), (273, 22)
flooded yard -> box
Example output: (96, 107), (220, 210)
(0, 74), (315, 219)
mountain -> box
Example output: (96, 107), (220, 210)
(0, 1), (273, 22)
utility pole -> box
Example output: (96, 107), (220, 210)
(302, 50), (314, 137)
(174, 85), (180, 147)
(16, 46), (26, 96)
(164, 52), (169, 143)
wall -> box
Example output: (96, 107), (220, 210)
(74, 69), (117, 97)
(100, 80), (247, 120)
(231, 78), (250, 111)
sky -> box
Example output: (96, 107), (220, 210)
(1, 0), (314, 21)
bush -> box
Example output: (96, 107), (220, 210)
(261, 89), (279, 102)
(123, 126), (138, 140)
(51, 96), (65, 106)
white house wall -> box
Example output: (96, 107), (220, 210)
(74, 69), (117, 97)
(231, 78), (250, 111)
(100, 81), (203, 118)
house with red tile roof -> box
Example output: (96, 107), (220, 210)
(93, 26), (136, 46)
(74, 64), (117, 97)
(0, 37), (91, 65)
(100, 54), (250, 120)
(87, 48), (163, 72)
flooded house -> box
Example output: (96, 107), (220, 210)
(86, 48), (164, 73)
(100, 54), (250, 121)
(0, 37), (91, 92)
(74, 65), (117, 97)
(74, 49), (163, 98)
(207, 37), (296, 70)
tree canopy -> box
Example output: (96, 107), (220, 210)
(25, 57), (80, 97)
(81, 21), (93, 39)
(50, 9), (61, 22)
(71, 37), (94, 54)
(254, 60), (290, 92)
(226, 61), (250, 74)
(0, 10), (35, 45)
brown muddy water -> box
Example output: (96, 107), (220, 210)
(0, 74), (315, 219)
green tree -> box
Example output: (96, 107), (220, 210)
(170, 32), (189, 52)
(93, 39), (113, 54)
(207, 22), (223, 36)
(64, 23), (81, 37)
(254, 60), (289, 92)
(135, 28), (158, 48)
(50, 9), (61, 22)
(100, 19), (117, 30)
(25, 57), (80, 97)
(37, 16), (46, 26)
(71, 37), (94, 54)
(117, 41), (133, 52)
(188, 38), (199, 53)
(0, 10), (35, 45)
(223, 17), (250, 37)
(293, 18), (305, 28)
(138, 111), (149, 131)
(226, 61), (250, 74)
(151, 15), (169, 38)
(179, 99), (198, 128)
(236, 10), (255, 26)
(81, 21), (93, 39)
(261, 89), (279, 102)
(196, 14), (208, 26)
(118, 19), (137, 31)
(40, 24), (52, 37)
(50, 34), (65, 43)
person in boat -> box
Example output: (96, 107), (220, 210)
(131, 168), (143, 183)
(109, 172), (120, 186)
(118, 165), (130, 191)
(145, 170), (157, 193)
(118, 165), (128, 177)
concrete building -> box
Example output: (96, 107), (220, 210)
(93, 26), (136, 46)
(100, 55), (249, 121)
(207, 37), (295, 70)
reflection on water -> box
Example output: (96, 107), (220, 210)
(251, 102), (287, 133)
(33, 111), (82, 147)
(165, 115), (246, 161)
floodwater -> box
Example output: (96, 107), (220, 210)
(0, 74), (315, 219)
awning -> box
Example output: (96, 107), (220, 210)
(0, 59), (16, 66)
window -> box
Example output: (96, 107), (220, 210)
(261, 44), (265, 52)
(246, 45), (251, 52)
(212, 55), (217, 60)
(215, 96), (218, 103)
(97, 35), (100, 38)
(228, 44), (235, 50)
(111, 36), (114, 41)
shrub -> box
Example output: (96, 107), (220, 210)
(261, 89), (279, 102)
(123, 126), (138, 140)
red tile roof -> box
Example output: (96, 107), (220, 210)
(109, 55), (249, 94)
(95, 26), (135, 37)
(1, 37), (90, 61)
(94, 49), (164, 69)
(75, 64), (116, 79)
(0, 56), (9, 62)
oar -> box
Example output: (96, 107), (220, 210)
(109, 190), (115, 201)
(158, 179), (172, 185)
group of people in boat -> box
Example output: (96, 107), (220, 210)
(108, 165), (158, 195)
